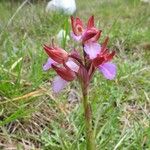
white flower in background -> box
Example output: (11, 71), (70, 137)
(141, 0), (150, 3)
(46, 0), (76, 15)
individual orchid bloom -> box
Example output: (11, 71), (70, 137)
(84, 37), (116, 80)
(43, 46), (80, 92)
(71, 16), (101, 43)
(93, 51), (116, 80)
(82, 28), (101, 44)
(43, 43), (80, 92)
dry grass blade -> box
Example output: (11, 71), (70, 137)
(0, 89), (45, 105)
(12, 89), (45, 101)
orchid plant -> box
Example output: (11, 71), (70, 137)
(43, 16), (116, 150)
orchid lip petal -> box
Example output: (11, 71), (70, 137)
(98, 62), (117, 80)
(52, 76), (68, 93)
(84, 42), (101, 59)
(43, 58), (57, 71)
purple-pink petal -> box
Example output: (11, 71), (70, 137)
(52, 76), (68, 93)
(70, 32), (82, 42)
(98, 62), (116, 80)
(66, 59), (79, 72)
(84, 42), (101, 59)
(43, 58), (57, 71)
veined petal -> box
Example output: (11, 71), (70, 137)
(71, 16), (84, 36)
(87, 16), (94, 29)
(71, 32), (82, 41)
(52, 64), (76, 81)
(82, 29), (101, 43)
(101, 37), (109, 53)
(66, 59), (79, 72)
(43, 45), (68, 64)
(98, 62), (116, 80)
(92, 56), (105, 67)
(52, 76), (68, 93)
(43, 58), (57, 71)
(71, 16), (76, 35)
(84, 42), (101, 59)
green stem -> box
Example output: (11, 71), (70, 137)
(82, 87), (96, 150)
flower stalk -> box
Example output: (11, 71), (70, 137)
(82, 86), (96, 150)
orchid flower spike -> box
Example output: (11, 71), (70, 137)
(43, 16), (117, 93)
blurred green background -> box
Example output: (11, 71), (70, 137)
(0, 0), (150, 149)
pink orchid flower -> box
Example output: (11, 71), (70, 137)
(43, 16), (116, 93)
(84, 37), (116, 80)
(43, 44), (79, 92)
(71, 16), (101, 43)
